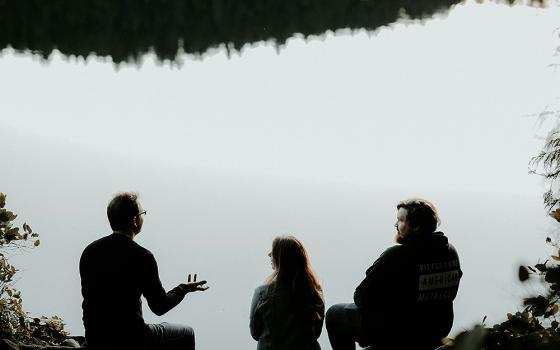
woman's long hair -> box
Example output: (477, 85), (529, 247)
(266, 235), (324, 322)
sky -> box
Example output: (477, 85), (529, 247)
(1, 0), (560, 348)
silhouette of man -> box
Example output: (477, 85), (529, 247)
(80, 192), (208, 349)
(326, 198), (462, 350)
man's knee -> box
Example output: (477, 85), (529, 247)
(148, 322), (195, 350)
(175, 324), (193, 338)
(326, 303), (347, 329)
(182, 325), (195, 347)
(167, 323), (194, 348)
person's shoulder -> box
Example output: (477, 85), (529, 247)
(128, 237), (148, 251)
(80, 235), (120, 266)
(82, 234), (112, 254)
(128, 240), (154, 259)
(255, 284), (277, 300)
(83, 234), (150, 256)
(446, 240), (460, 258)
(380, 244), (407, 258)
(371, 244), (413, 267)
(428, 231), (459, 251)
(254, 284), (271, 295)
(441, 232), (458, 250)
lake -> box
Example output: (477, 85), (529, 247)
(1, 126), (551, 348)
(1, 1), (559, 348)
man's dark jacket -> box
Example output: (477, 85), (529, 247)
(80, 233), (189, 347)
(354, 231), (461, 349)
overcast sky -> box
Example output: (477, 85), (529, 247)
(1, 0), (560, 348)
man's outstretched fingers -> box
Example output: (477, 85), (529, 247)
(195, 280), (209, 291)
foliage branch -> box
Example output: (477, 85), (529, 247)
(451, 127), (560, 350)
(0, 193), (67, 345)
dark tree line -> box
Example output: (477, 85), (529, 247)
(0, 0), (544, 64)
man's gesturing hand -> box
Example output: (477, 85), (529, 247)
(184, 273), (209, 293)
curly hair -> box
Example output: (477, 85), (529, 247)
(397, 198), (440, 234)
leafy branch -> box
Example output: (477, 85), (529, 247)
(0, 192), (66, 345)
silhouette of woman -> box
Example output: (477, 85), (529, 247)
(250, 235), (325, 350)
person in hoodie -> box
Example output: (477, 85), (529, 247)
(326, 198), (462, 350)
(250, 235), (325, 350)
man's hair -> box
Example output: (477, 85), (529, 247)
(107, 192), (140, 231)
(397, 198), (440, 234)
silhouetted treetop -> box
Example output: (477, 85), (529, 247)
(0, 0), (545, 64)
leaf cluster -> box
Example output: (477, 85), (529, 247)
(0, 193), (67, 345)
(477, 237), (560, 349)
(530, 132), (560, 209)
(455, 230), (560, 350)
(451, 236), (560, 349)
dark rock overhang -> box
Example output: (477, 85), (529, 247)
(0, 0), (545, 64)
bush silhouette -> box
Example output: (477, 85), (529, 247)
(0, 192), (67, 345)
